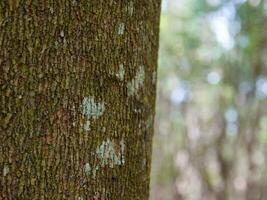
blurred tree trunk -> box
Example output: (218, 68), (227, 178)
(0, 1), (161, 199)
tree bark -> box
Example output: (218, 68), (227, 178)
(0, 1), (161, 199)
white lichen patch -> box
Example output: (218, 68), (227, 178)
(83, 120), (91, 131)
(60, 30), (64, 37)
(3, 165), (9, 176)
(95, 139), (125, 168)
(83, 163), (91, 176)
(127, 65), (145, 96)
(118, 23), (125, 35)
(102, 127), (106, 133)
(120, 139), (125, 165)
(116, 64), (125, 81)
(127, 1), (134, 16)
(81, 96), (105, 119)
(92, 166), (99, 179)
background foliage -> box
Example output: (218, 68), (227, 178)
(150, 0), (267, 199)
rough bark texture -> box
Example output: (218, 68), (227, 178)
(0, 1), (161, 199)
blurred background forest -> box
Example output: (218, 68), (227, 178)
(150, 0), (267, 199)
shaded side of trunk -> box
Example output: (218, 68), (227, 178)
(0, 1), (161, 199)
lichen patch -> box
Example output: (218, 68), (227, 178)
(127, 65), (145, 96)
(95, 139), (125, 168)
(60, 30), (64, 38)
(83, 163), (91, 176)
(118, 23), (125, 35)
(81, 96), (105, 119)
(116, 64), (125, 81)
(83, 120), (91, 131)
(3, 165), (9, 176)
(127, 1), (134, 16)
(92, 166), (99, 179)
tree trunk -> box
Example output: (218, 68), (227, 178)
(0, 1), (161, 199)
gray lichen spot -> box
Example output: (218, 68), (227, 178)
(83, 120), (91, 131)
(73, 122), (77, 127)
(3, 165), (9, 176)
(102, 127), (106, 133)
(83, 163), (91, 176)
(116, 64), (125, 81)
(127, 65), (145, 96)
(120, 139), (125, 165)
(92, 166), (99, 179)
(60, 30), (64, 38)
(81, 97), (105, 119)
(127, 1), (134, 16)
(96, 139), (125, 168)
(77, 197), (84, 200)
(118, 23), (125, 35)
(49, 7), (54, 14)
